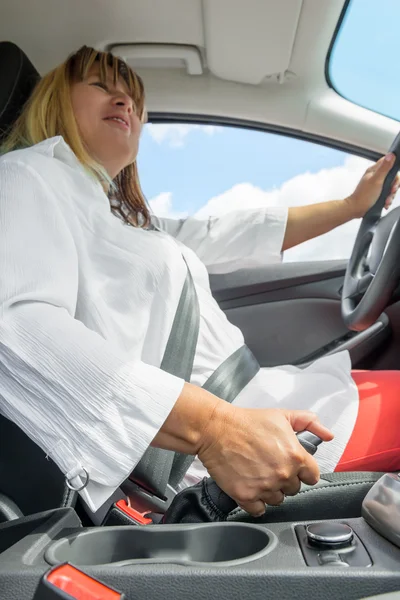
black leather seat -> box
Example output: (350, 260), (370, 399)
(0, 40), (385, 524)
(0, 41), (40, 139)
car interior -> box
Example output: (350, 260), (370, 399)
(2, 0), (400, 598)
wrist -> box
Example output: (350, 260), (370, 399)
(155, 382), (226, 456)
(343, 195), (362, 220)
(190, 389), (225, 456)
(197, 398), (233, 457)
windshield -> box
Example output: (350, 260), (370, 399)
(329, 0), (400, 122)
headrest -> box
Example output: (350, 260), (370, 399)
(0, 41), (40, 142)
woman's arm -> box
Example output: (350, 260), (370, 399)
(154, 381), (333, 516)
(154, 154), (399, 266)
(0, 158), (185, 512)
(152, 207), (288, 273)
(282, 153), (399, 251)
(282, 199), (354, 252)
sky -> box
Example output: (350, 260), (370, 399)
(136, 0), (400, 263)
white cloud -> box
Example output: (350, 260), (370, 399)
(149, 191), (188, 219)
(145, 124), (221, 147)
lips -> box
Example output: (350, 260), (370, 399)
(104, 115), (130, 131)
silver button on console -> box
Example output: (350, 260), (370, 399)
(306, 523), (354, 549)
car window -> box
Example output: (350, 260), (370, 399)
(137, 123), (385, 263)
(329, 0), (400, 122)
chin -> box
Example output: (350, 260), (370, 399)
(95, 145), (136, 178)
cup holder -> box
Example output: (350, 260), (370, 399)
(45, 523), (276, 567)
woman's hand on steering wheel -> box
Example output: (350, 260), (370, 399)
(345, 153), (400, 219)
(197, 404), (334, 517)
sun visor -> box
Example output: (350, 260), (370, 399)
(203, 0), (302, 85)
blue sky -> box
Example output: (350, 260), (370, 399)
(135, 0), (398, 261)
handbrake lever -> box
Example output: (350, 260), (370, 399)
(162, 431), (323, 524)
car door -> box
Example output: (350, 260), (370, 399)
(138, 120), (392, 368)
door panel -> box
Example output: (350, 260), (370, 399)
(210, 261), (391, 367)
(210, 261), (347, 304)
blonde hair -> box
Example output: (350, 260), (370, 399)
(1, 45), (150, 226)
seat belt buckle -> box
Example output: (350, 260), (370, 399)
(121, 479), (177, 515)
(102, 481), (178, 526)
(101, 498), (153, 527)
(33, 563), (125, 599)
(115, 499), (153, 525)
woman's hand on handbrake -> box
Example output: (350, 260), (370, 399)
(197, 404), (334, 517)
(154, 383), (333, 518)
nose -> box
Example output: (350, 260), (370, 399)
(112, 92), (133, 113)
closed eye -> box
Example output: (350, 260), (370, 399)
(89, 80), (138, 109)
(90, 81), (109, 91)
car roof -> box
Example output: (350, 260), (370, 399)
(1, 0), (397, 153)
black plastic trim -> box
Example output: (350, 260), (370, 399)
(325, 0), (352, 92)
(211, 264), (346, 305)
(147, 112), (381, 162)
(4, 508), (400, 600)
(296, 314), (390, 368)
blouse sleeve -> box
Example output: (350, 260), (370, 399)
(151, 206), (288, 274)
(0, 158), (184, 512)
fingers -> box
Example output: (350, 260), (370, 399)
(239, 499), (267, 517)
(372, 154), (398, 195)
(239, 481), (300, 516)
(366, 153), (396, 189)
(284, 410), (334, 442)
(297, 450), (321, 486)
(385, 193), (396, 209)
(274, 410), (328, 486)
(280, 476), (301, 497)
(240, 490), (286, 516)
(262, 490), (286, 506)
(377, 153), (396, 174)
(386, 173), (400, 209)
(367, 153), (394, 175)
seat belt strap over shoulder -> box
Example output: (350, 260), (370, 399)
(129, 258), (260, 505)
(130, 263), (200, 498)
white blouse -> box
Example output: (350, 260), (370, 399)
(0, 137), (359, 512)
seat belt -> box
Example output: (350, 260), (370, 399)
(169, 343), (259, 488)
(130, 260), (260, 501)
(131, 266), (200, 497)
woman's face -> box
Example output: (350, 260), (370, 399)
(70, 63), (143, 180)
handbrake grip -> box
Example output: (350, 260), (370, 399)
(203, 431), (323, 516)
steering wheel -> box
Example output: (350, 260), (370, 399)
(342, 147), (400, 332)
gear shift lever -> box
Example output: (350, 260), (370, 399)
(362, 473), (400, 548)
(162, 431), (322, 524)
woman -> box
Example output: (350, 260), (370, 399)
(0, 46), (399, 518)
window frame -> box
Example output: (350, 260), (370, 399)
(148, 112), (380, 163)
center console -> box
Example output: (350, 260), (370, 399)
(2, 476), (400, 600)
